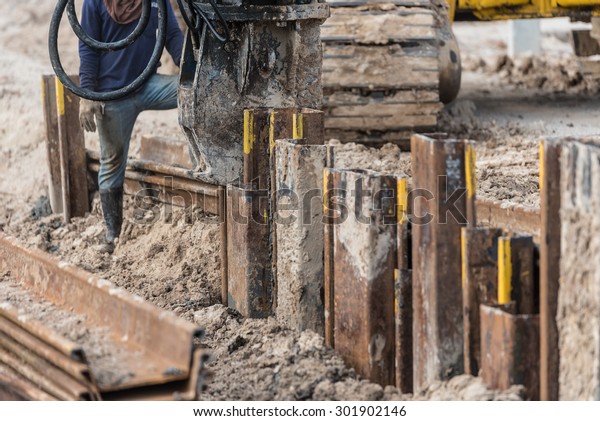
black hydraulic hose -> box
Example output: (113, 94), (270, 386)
(175, 0), (229, 43)
(176, 0), (198, 32)
(206, 0), (230, 42)
(49, 0), (168, 101)
(66, 0), (151, 52)
(193, 0), (230, 43)
(176, 0), (200, 49)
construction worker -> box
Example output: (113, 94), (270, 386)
(78, 0), (183, 252)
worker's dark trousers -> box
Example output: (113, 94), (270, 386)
(96, 74), (178, 192)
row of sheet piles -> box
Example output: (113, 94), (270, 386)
(225, 112), (600, 400)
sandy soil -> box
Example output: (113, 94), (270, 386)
(330, 133), (540, 207)
(0, 3), (596, 401)
(448, 20), (600, 207)
(192, 304), (523, 401)
(434, 20), (599, 208)
(7, 197), (222, 320)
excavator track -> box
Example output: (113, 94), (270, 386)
(321, 0), (445, 146)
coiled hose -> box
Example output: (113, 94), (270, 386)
(49, 0), (229, 101)
(48, 0), (167, 101)
(67, 0), (152, 52)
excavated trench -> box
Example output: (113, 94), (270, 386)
(1, 1), (597, 401)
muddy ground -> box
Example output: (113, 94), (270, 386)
(0, 2), (598, 400)
(1, 201), (524, 401)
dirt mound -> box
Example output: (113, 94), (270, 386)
(475, 135), (540, 208)
(329, 140), (411, 177)
(464, 53), (600, 95)
(437, 99), (486, 138)
(329, 136), (540, 208)
(7, 195), (222, 321)
(193, 305), (524, 401)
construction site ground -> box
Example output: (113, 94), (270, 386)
(1, 1), (597, 400)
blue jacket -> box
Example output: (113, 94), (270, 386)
(79, 0), (183, 92)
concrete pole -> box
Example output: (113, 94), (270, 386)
(508, 20), (541, 57)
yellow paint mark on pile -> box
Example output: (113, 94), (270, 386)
(498, 237), (512, 305)
(40, 79), (46, 106)
(55, 77), (65, 116)
(397, 178), (408, 225)
(465, 143), (476, 199)
(243, 109), (254, 155)
(293, 112), (303, 140)
(323, 168), (329, 213)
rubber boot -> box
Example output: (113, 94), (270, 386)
(97, 188), (123, 254)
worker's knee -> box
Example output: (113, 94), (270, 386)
(99, 145), (125, 168)
(140, 74), (178, 110)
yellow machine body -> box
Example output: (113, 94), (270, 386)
(450, 0), (600, 20)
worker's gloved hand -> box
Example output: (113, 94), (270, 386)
(79, 99), (103, 133)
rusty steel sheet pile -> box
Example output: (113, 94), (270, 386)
(478, 234), (539, 400)
(404, 134), (544, 398)
(0, 233), (207, 401)
(555, 138), (600, 400)
(480, 304), (540, 399)
(41, 87), (579, 402)
(42, 75), (89, 221)
(274, 139), (327, 334)
(321, 134), (549, 396)
(476, 198), (541, 243)
(226, 107), (326, 322)
(329, 169), (397, 386)
(461, 227), (502, 376)
(410, 134), (472, 391)
(395, 177), (412, 392)
(538, 139), (561, 401)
